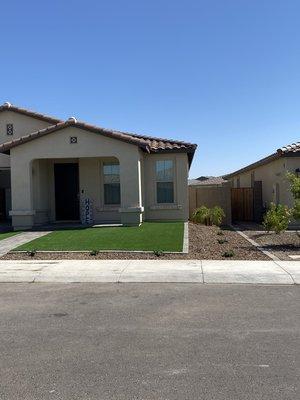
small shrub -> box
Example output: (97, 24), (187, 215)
(217, 230), (224, 236)
(90, 250), (99, 256)
(192, 206), (225, 226)
(262, 203), (291, 234)
(153, 250), (163, 257)
(192, 206), (211, 225)
(286, 172), (300, 200)
(210, 206), (225, 226)
(27, 249), (37, 257)
(292, 198), (300, 220)
(218, 238), (228, 244)
(222, 250), (235, 258)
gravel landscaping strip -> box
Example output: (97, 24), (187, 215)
(2, 222), (268, 260)
(243, 230), (300, 261)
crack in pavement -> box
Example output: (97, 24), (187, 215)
(117, 261), (132, 283)
(274, 261), (296, 284)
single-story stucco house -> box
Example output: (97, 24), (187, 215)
(224, 142), (300, 211)
(0, 102), (197, 230)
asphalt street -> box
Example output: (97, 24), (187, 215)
(0, 283), (299, 400)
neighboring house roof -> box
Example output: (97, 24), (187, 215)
(278, 142), (300, 154)
(189, 176), (227, 186)
(224, 141), (300, 179)
(0, 102), (62, 124)
(0, 109), (197, 165)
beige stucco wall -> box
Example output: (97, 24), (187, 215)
(9, 125), (189, 227)
(230, 157), (295, 208)
(143, 153), (189, 221)
(0, 110), (53, 169)
(79, 157), (121, 223)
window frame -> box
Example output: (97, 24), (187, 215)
(155, 159), (175, 204)
(101, 161), (121, 206)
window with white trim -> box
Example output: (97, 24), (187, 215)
(103, 162), (120, 205)
(156, 160), (174, 203)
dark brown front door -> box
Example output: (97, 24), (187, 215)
(54, 163), (79, 221)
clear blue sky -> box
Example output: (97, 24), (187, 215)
(1, 0), (300, 178)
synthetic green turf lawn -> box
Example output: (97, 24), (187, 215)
(0, 231), (21, 241)
(15, 222), (184, 252)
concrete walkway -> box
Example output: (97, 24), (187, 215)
(0, 231), (50, 257)
(0, 259), (299, 284)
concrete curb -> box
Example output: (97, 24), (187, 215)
(182, 222), (189, 253)
(0, 259), (298, 284)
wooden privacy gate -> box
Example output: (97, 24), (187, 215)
(231, 188), (253, 221)
(231, 182), (263, 222)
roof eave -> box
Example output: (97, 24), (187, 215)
(149, 145), (197, 168)
(223, 152), (281, 179)
(0, 105), (62, 124)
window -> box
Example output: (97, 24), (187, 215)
(6, 124), (13, 135)
(103, 163), (120, 205)
(156, 160), (174, 203)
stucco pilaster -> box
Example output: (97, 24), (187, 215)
(119, 153), (144, 225)
(9, 154), (34, 229)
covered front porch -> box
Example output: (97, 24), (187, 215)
(10, 156), (144, 230)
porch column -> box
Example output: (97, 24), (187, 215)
(9, 156), (35, 230)
(119, 155), (144, 226)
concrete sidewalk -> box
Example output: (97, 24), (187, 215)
(0, 231), (50, 257)
(0, 259), (299, 284)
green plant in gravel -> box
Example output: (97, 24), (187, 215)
(90, 250), (99, 256)
(27, 249), (37, 257)
(222, 250), (235, 258)
(263, 203), (291, 234)
(192, 206), (210, 225)
(217, 230), (224, 236)
(192, 206), (225, 226)
(217, 238), (228, 244)
(287, 172), (300, 220)
(153, 250), (164, 257)
(210, 206), (225, 226)
(262, 173), (300, 234)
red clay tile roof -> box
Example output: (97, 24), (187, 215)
(224, 140), (300, 178)
(0, 102), (62, 124)
(0, 112), (197, 165)
(278, 142), (300, 154)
